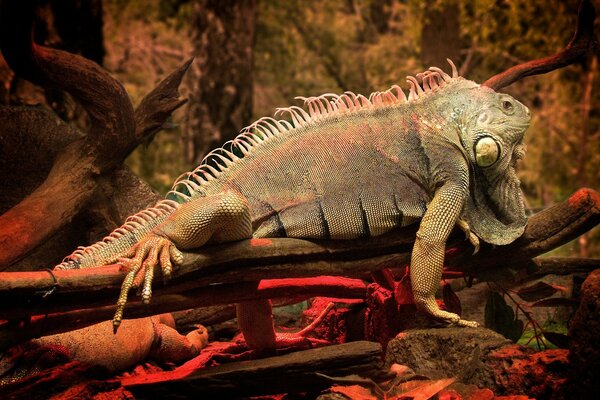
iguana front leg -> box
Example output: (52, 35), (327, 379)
(411, 183), (479, 327)
(113, 190), (253, 331)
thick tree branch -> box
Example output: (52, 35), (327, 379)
(0, 2), (190, 268)
(0, 189), (596, 328)
(0, 277), (366, 351)
(483, 0), (597, 90)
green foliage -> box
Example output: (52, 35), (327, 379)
(518, 320), (569, 350)
(484, 292), (524, 342)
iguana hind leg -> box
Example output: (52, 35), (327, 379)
(236, 300), (333, 351)
(113, 190), (252, 332)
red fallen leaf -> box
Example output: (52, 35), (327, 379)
(516, 282), (566, 302)
(330, 384), (377, 400)
(391, 378), (455, 400)
(394, 274), (414, 305)
(442, 282), (462, 316)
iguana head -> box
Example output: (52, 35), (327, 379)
(457, 83), (531, 245)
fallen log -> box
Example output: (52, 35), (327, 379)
(122, 340), (388, 398)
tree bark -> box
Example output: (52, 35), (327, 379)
(576, 53), (597, 257)
(184, 0), (257, 165)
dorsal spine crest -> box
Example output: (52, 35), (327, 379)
(168, 59), (463, 202)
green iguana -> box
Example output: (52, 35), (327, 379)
(55, 60), (530, 350)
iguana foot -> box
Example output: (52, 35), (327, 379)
(456, 219), (480, 255)
(113, 234), (184, 333)
(414, 295), (479, 328)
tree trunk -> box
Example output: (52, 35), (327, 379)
(420, 0), (462, 68)
(184, 0), (257, 165)
(577, 53), (597, 258)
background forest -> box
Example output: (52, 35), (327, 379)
(2, 0), (599, 256)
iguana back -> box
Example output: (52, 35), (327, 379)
(57, 63), (530, 334)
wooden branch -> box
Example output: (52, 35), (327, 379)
(0, 188), (595, 321)
(122, 341), (387, 398)
(516, 257), (600, 283)
(483, 0), (597, 90)
(0, 2), (190, 268)
(133, 58), (192, 141)
(0, 277), (366, 351)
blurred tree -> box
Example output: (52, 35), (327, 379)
(421, 0), (462, 68)
(184, 0), (257, 165)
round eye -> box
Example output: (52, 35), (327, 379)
(502, 100), (514, 112)
(474, 136), (500, 167)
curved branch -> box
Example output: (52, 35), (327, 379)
(483, 0), (597, 90)
(0, 3), (190, 268)
(0, 188), (596, 320)
(0, 1), (135, 155)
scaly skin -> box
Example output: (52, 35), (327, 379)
(56, 60), (531, 349)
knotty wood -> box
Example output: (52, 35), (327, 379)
(0, 2), (190, 268)
(0, 277), (366, 350)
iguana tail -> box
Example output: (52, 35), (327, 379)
(55, 199), (180, 269)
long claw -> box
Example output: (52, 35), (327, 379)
(113, 265), (140, 333)
(456, 219), (480, 255)
(159, 245), (172, 282)
(112, 235), (183, 329)
(470, 233), (480, 255)
(142, 262), (154, 304)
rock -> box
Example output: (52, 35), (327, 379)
(567, 268), (600, 397)
(385, 327), (569, 399)
(486, 345), (568, 399)
(385, 327), (510, 387)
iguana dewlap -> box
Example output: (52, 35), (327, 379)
(55, 61), (530, 350)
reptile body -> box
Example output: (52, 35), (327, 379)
(56, 61), (531, 350)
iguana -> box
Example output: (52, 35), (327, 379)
(55, 60), (530, 350)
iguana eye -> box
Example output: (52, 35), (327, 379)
(474, 136), (500, 167)
(502, 100), (514, 112)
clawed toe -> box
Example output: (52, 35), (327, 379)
(112, 235), (183, 332)
(456, 219), (480, 255)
